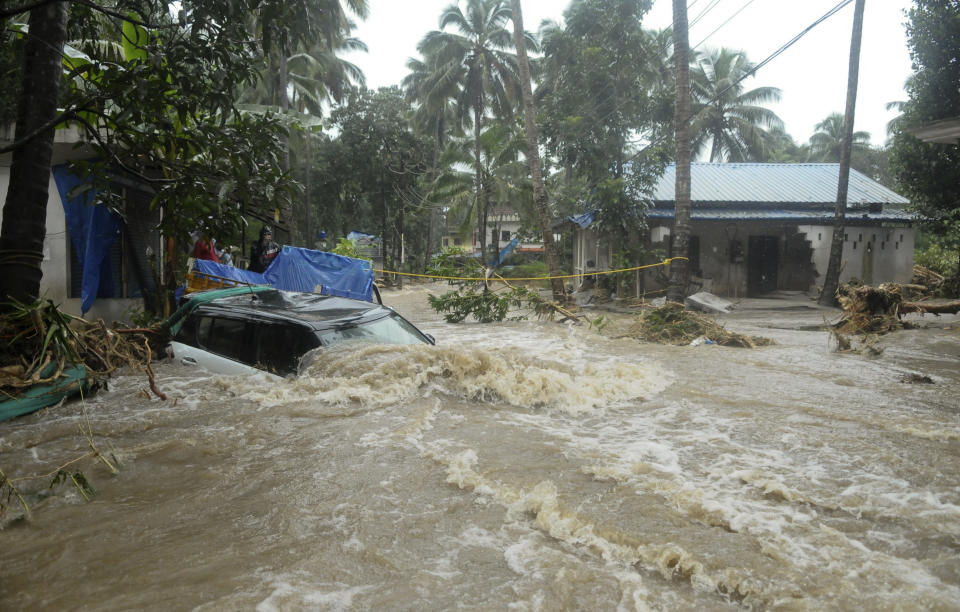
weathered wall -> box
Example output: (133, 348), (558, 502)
(800, 225), (915, 286)
(641, 221), (915, 297)
(571, 227), (611, 290)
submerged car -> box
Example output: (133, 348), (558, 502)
(167, 287), (435, 378)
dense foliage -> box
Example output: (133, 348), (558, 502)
(889, 0), (960, 272)
(3, 0), (909, 314)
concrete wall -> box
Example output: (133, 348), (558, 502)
(800, 225), (915, 286)
(0, 167), (70, 305)
(642, 221), (915, 297)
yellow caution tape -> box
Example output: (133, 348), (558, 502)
(373, 257), (688, 282)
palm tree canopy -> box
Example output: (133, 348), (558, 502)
(690, 47), (784, 162)
(808, 112), (871, 161)
(417, 0), (534, 123)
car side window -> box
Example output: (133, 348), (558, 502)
(174, 313), (199, 345)
(255, 322), (319, 376)
(197, 316), (255, 365)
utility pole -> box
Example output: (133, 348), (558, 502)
(819, 0), (866, 307)
(667, 0), (692, 303)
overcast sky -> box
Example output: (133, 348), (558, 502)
(343, 0), (913, 147)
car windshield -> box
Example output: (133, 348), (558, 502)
(317, 313), (427, 347)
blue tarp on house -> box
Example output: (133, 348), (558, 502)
(53, 165), (121, 314)
(567, 211), (597, 229)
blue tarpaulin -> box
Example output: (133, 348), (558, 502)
(53, 165), (121, 314)
(192, 246), (374, 302)
(264, 246), (374, 301)
(567, 211), (597, 229)
(191, 259), (268, 286)
(489, 237), (519, 268)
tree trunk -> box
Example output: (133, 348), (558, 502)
(474, 105), (486, 263)
(668, 0), (692, 303)
(819, 0), (866, 307)
(511, 0), (566, 302)
(0, 2), (69, 309)
(276, 49), (300, 246)
(304, 130), (312, 248)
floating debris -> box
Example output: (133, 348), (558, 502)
(625, 302), (773, 348)
(835, 282), (960, 336)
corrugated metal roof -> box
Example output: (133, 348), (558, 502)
(647, 207), (913, 222)
(651, 163), (909, 205)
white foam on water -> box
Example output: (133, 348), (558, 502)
(223, 343), (668, 415)
(254, 576), (375, 611)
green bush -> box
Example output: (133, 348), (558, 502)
(915, 240), (958, 278)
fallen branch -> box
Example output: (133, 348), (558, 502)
(899, 301), (960, 315)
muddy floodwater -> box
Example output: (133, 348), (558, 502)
(2, 285), (959, 610)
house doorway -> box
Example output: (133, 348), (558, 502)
(747, 235), (779, 296)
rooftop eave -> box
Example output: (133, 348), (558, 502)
(906, 117), (960, 144)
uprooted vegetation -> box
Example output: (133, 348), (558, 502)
(834, 281), (960, 336)
(0, 298), (167, 401)
(829, 279), (960, 356)
(624, 302), (774, 348)
(1, 299), (168, 522)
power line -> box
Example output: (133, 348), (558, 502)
(693, 0), (761, 50)
(609, 0), (856, 177)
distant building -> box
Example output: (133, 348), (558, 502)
(566, 163), (914, 298)
(442, 207), (543, 256)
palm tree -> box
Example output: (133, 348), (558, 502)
(247, 0), (369, 244)
(402, 52), (465, 180)
(809, 112), (871, 161)
(416, 0), (529, 261)
(510, 0), (564, 302)
(690, 48), (783, 162)
(430, 120), (528, 255)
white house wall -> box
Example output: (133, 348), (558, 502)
(0, 168), (69, 305)
(644, 221), (914, 297)
(799, 225), (914, 286)
(571, 227), (611, 289)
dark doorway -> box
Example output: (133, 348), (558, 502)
(747, 235), (779, 296)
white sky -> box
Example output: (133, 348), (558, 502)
(344, 0), (913, 147)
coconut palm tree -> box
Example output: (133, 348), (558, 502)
(430, 120), (529, 255)
(402, 52), (465, 180)
(809, 112), (871, 161)
(690, 48), (784, 162)
(416, 0), (532, 261)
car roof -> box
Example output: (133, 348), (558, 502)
(192, 289), (390, 329)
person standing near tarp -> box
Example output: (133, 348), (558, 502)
(193, 233), (220, 263)
(249, 226), (280, 273)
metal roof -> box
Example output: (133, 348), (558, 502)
(652, 163), (909, 205)
(647, 207), (913, 223)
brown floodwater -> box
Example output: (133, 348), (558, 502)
(1, 285), (958, 610)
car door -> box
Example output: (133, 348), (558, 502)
(253, 320), (320, 376)
(170, 313), (262, 377)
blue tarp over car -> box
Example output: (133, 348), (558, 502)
(192, 246), (374, 302)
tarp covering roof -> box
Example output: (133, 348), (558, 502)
(651, 163), (909, 205)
